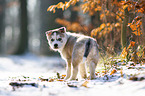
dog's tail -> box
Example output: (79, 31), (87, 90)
(83, 38), (92, 63)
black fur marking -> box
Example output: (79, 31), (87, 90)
(84, 38), (91, 58)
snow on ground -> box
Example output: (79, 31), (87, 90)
(0, 53), (145, 96)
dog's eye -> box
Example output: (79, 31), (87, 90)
(58, 38), (62, 41)
(51, 39), (54, 42)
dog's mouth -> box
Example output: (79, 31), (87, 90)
(54, 47), (58, 49)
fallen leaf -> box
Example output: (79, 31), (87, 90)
(49, 79), (54, 82)
(57, 79), (64, 81)
(67, 83), (78, 88)
(120, 68), (123, 77)
(110, 69), (117, 75)
(81, 80), (89, 88)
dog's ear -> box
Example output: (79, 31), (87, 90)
(59, 27), (66, 33)
(45, 31), (52, 36)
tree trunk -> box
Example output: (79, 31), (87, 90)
(121, 8), (128, 48)
(142, 14), (145, 46)
(15, 0), (28, 54)
(0, 0), (5, 53)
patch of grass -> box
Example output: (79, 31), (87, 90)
(97, 54), (123, 73)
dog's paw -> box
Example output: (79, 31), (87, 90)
(69, 77), (77, 81)
(64, 76), (70, 80)
(64, 77), (77, 81)
(90, 76), (97, 80)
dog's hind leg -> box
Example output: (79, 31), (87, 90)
(89, 61), (97, 80)
(79, 62), (87, 79)
(70, 50), (82, 80)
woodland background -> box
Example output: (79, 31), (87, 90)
(0, 1), (145, 95)
(0, 0), (63, 56)
(0, 0), (145, 61)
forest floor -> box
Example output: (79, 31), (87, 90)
(0, 53), (145, 96)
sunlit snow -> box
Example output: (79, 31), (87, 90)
(0, 53), (145, 96)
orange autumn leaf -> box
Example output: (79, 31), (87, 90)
(57, 79), (64, 81)
(102, 30), (107, 36)
(135, 16), (142, 21)
(110, 69), (117, 75)
(47, 5), (56, 12)
(98, 32), (102, 38)
(123, 1), (132, 5)
(121, 47), (128, 59)
(123, 4), (128, 9)
(81, 81), (89, 88)
(95, 6), (102, 11)
(107, 23), (111, 26)
(56, 2), (64, 9)
(71, 0), (78, 5)
(100, 14), (105, 20)
(136, 20), (142, 26)
(91, 28), (99, 36)
(128, 23), (131, 26)
(128, 5), (132, 11)
(127, 41), (136, 49)
(65, 2), (71, 10)
(130, 24), (136, 31)
(127, 41), (135, 49)
(115, 23), (120, 27)
(102, 70), (107, 73)
(100, 23), (106, 30)
(120, 68), (123, 77)
(132, 29), (142, 36)
(49, 78), (54, 82)
(130, 41), (135, 47)
(52, 9), (56, 13)
(127, 44), (132, 49)
(138, 8), (144, 13)
(91, 2), (95, 8)
(83, 7), (89, 13)
(62, 75), (66, 77)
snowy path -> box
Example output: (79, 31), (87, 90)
(0, 54), (145, 96)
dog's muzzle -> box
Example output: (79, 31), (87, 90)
(54, 44), (58, 49)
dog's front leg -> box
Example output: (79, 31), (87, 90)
(70, 59), (79, 80)
(64, 59), (71, 80)
(70, 65), (78, 80)
(69, 44), (83, 80)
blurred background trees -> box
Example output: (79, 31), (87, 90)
(0, 0), (145, 58)
(0, 0), (64, 55)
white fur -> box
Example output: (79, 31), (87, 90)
(83, 57), (87, 63)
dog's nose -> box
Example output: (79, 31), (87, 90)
(54, 44), (58, 48)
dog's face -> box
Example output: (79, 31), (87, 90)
(45, 27), (67, 51)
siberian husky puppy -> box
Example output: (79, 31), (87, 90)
(46, 27), (99, 80)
